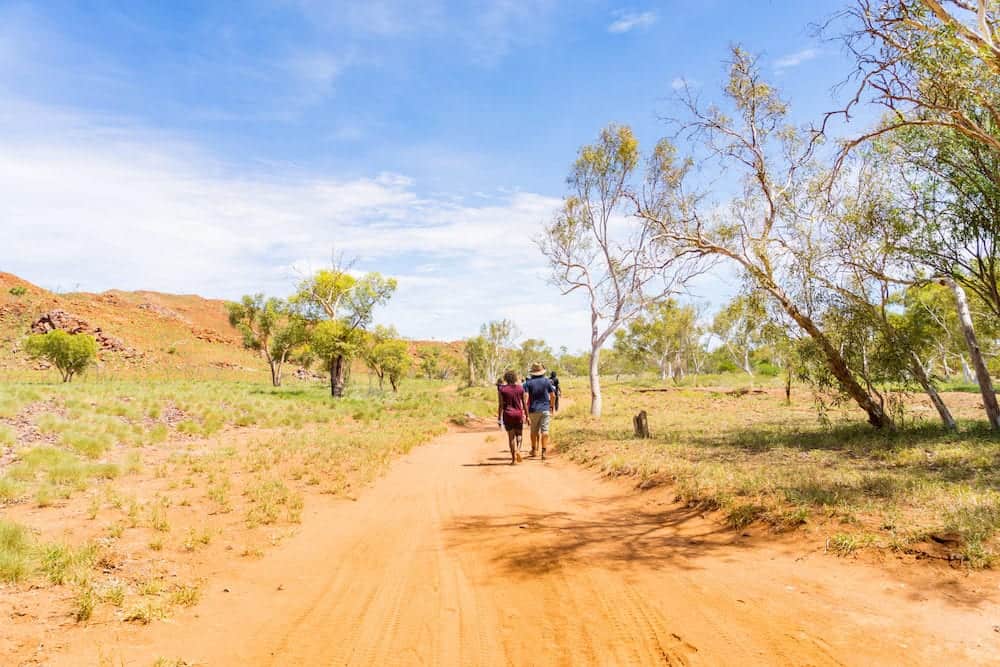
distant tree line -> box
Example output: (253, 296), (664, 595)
(228, 259), (401, 396)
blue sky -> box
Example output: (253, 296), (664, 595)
(1, 0), (860, 350)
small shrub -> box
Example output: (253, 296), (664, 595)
(37, 542), (97, 585)
(23, 330), (97, 382)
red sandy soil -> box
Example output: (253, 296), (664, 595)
(44, 427), (1000, 666)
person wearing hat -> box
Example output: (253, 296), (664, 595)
(523, 361), (556, 459)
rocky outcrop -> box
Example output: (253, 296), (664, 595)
(29, 309), (144, 359)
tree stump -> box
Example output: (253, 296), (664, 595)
(633, 410), (651, 439)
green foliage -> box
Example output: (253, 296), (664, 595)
(295, 264), (397, 397)
(363, 326), (411, 392)
(24, 330), (97, 382)
(8, 285), (27, 297)
(227, 295), (308, 386)
(464, 319), (517, 386)
(514, 338), (556, 376)
(614, 299), (700, 380)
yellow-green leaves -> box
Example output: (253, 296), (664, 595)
(24, 331), (98, 383)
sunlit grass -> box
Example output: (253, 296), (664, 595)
(0, 376), (495, 626)
(557, 378), (1000, 567)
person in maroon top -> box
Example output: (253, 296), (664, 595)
(497, 370), (527, 464)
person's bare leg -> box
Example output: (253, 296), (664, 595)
(540, 432), (549, 459)
(507, 431), (517, 464)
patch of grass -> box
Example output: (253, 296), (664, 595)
(73, 582), (97, 622)
(0, 476), (24, 502)
(244, 477), (295, 527)
(0, 520), (33, 583)
(725, 502), (767, 529)
(36, 541), (97, 585)
(827, 532), (876, 556)
(123, 600), (166, 624)
(148, 497), (171, 532)
(101, 580), (126, 606)
(169, 583), (201, 607)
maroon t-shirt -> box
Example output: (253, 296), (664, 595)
(499, 383), (525, 420)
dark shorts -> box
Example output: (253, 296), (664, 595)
(502, 414), (524, 434)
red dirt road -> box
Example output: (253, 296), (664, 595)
(56, 428), (1000, 665)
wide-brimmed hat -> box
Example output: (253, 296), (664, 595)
(529, 362), (546, 376)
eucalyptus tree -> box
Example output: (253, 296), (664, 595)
(834, 2), (1000, 429)
(835, 0), (1000, 157)
(465, 319), (517, 385)
(614, 298), (700, 380)
(710, 295), (768, 377)
(636, 48), (895, 428)
(227, 295), (307, 387)
(859, 128), (1000, 429)
(515, 339), (557, 376)
(363, 325), (410, 392)
(295, 263), (396, 397)
(540, 124), (700, 417)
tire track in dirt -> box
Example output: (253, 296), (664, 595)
(49, 427), (1000, 666)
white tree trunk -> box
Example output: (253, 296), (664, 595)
(943, 278), (1000, 430)
(910, 350), (956, 431)
(960, 356), (973, 383)
(589, 346), (602, 417)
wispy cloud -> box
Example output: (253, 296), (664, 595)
(0, 102), (575, 345)
(283, 51), (344, 89)
(774, 47), (820, 70)
(608, 10), (657, 34)
(670, 76), (698, 91)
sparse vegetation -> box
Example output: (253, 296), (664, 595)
(0, 375), (493, 638)
(557, 380), (1000, 566)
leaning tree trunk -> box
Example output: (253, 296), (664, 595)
(909, 350), (956, 431)
(771, 291), (892, 428)
(329, 355), (348, 398)
(589, 345), (602, 417)
(941, 277), (1000, 430)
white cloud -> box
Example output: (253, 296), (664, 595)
(283, 51), (344, 90)
(670, 76), (699, 91)
(774, 47), (820, 70)
(608, 10), (657, 34)
(0, 102), (603, 347)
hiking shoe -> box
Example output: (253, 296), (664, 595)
(541, 448), (547, 460)
(515, 451), (522, 463)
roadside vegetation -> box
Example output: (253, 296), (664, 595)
(0, 378), (493, 627)
(556, 378), (1000, 567)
